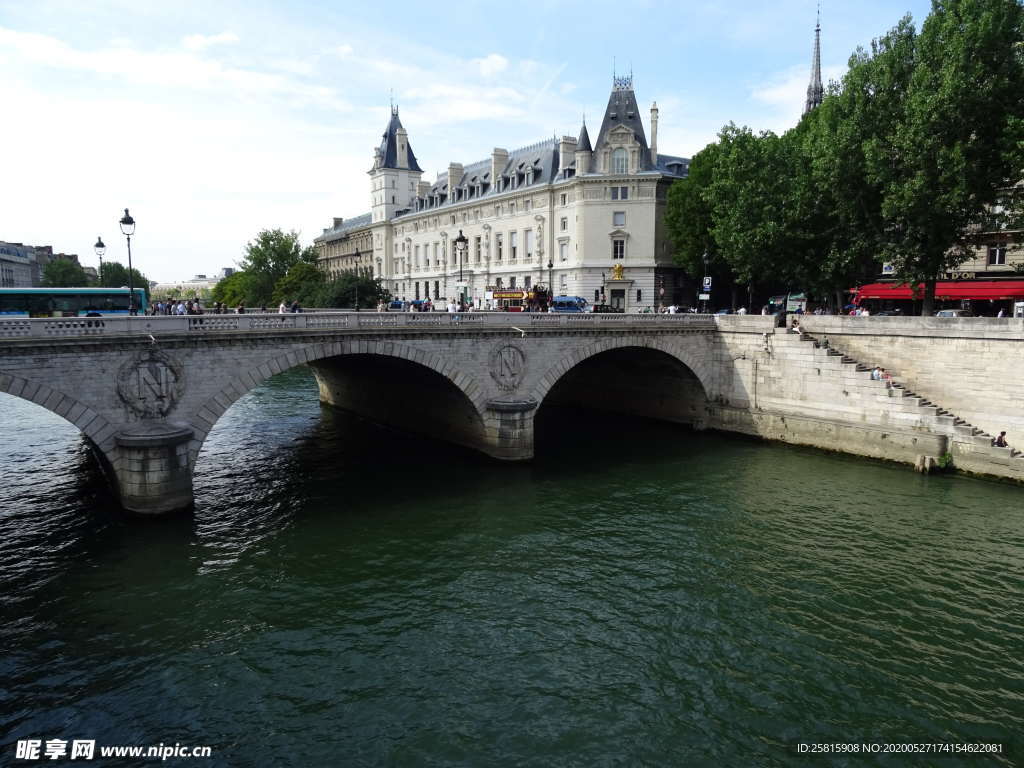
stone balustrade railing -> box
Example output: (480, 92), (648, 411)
(0, 311), (724, 340)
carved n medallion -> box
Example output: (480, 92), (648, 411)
(117, 348), (185, 418)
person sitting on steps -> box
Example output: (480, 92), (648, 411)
(993, 431), (1009, 448)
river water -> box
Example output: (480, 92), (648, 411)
(1, 367), (1022, 766)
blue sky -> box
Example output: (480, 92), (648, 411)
(0, 0), (934, 281)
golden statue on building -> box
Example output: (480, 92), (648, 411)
(610, 263), (624, 281)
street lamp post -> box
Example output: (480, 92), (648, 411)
(94, 237), (105, 284)
(701, 250), (710, 314)
(454, 229), (468, 306)
(547, 259), (553, 303)
(600, 272), (607, 306)
(119, 209), (136, 314)
(353, 249), (360, 311)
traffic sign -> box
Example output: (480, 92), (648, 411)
(702, 276), (713, 291)
(698, 293), (711, 301)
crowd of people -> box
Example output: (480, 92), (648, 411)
(148, 299), (304, 316)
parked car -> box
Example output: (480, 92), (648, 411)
(934, 309), (974, 317)
(550, 296), (590, 313)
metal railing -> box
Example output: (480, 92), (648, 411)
(0, 311), (729, 340)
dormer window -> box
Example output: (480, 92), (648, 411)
(612, 148), (628, 174)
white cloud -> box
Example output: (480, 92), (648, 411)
(473, 53), (508, 77)
(748, 63), (845, 134)
(333, 44), (353, 57)
(182, 31), (239, 51)
(0, 26), (348, 110)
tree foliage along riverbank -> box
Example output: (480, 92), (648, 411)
(665, 0), (1024, 315)
(210, 228), (390, 310)
(42, 259), (150, 297)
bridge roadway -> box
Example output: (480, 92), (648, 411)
(0, 312), (730, 514)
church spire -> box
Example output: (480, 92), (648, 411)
(803, 4), (823, 115)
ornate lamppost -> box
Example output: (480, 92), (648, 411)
(94, 236), (106, 284)
(119, 208), (136, 314)
(353, 248), (360, 311)
(454, 229), (468, 306)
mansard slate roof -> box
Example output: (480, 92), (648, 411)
(378, 109), (423, 172)
(594, 78), (651, 170)
(318, 212), (372, 241)
(413, 138), (561, 211)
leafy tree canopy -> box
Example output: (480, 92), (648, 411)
(98, 261), (150, 297)
(41, 259), (90, 287)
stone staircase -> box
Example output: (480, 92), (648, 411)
(789, 330), (1024, 471)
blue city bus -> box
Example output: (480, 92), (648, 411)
(0, 287), (148, 317)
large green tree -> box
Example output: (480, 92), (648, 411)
(316, 273), (389, 309)
(98, 260), (150, 297)
(210, 271), (256, 308)
(665, 142), (720, 277)
(273, 262), (325, 306)
(240, 229), (318, 306)
(41, 259), (90, 287)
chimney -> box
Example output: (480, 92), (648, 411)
(650, 101), (659, 165)
(396, 126), (410, 168)
(448, 162), (464, 189)
(558, 136), (578, 176)
(491, 148), (508, 189)
(417, 181), (431, 198)
(333, 217), (344, 229)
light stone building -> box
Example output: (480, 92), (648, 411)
(315, 76), (691, 310)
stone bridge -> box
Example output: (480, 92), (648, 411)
(0, 312), (739, 513)
(2, 312), (1020, 514)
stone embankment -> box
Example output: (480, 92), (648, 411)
(708, 316), (1023, 482)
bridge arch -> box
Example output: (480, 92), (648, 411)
(530, 334), (716, 407)
(187, 338), (491, 462)
(0, 372), (119, 463)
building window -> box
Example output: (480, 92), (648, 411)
(612, 148), (628, 174)
(559, 242), (568, 262)
(611, 186), (628, 200)
(495, 205), (501, 217)
(612, 240), (625, 259)
(560, 217), (568, 231)
(525, 199), (532, 212)
(560, 274), (567, 292)
(510, 202), (516, 215)
(496, 234), (503, 261)
(613, 211), (625, 227)
(560, 193), (567, 206)
(636, 289), (642, 302)
(524, 276), (531, 289)
(595, 289), (600, 302)
(496, 277), (503, 288)
(525, 230), (534, 260)
(510, 276), (517, 288)
(510, 232), (518, 261)
(474, 236), (481, 264)
(988, 244), (1007, 265)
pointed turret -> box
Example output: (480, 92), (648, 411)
(593, 74), (651, 174)
(575, 117), (593, 175)
(376, 106), (423, 172)
(369, 104), (423, 223)
(577, 119), (592, 152)
(803, 9), (824, 115)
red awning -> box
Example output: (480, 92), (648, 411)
(853, 281), (1024, 304)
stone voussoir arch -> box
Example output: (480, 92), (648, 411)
(0, 371), (119, 462)
(529, 333), (717, 407)
(186, 337), (491, 461)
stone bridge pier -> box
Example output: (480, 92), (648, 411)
(0, 313), (724, 514)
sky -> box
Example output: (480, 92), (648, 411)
(0, 0), (935, 282)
